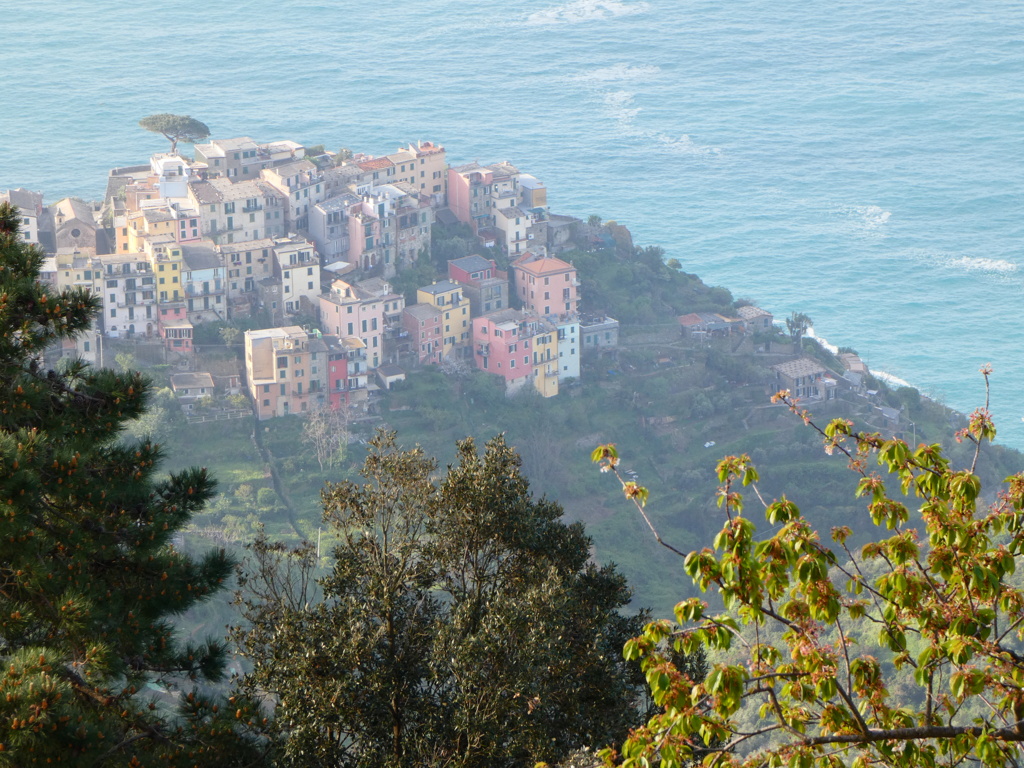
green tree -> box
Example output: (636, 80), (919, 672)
(785, 310), (812, 350)
(235, 431), (651, 768)
(219, 325), (241, 347)
(138, 113), (211, 154)
(595, 368), (1024, 768)
(0, 203), (264, 764)
(114, 351), (136, 372)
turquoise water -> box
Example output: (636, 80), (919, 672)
(5, 0), (1024, 448)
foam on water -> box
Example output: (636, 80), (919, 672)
(873, 371), (916, 390)
(901, 248), (1019, 276)
(525, 0), (650, 25)
(572, 64), (662, 84)
(946, 256), (1018, 275)
(598, 91), (722, 157)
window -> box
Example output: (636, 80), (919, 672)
(224, 202), (235, 214)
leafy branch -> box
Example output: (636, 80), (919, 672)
(596, 366), (1024, 768)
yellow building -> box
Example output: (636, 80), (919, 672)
(144, 238), (184, 303)
(416, 280), (470, 360)
(52, 250), (98, 293)
(531, 325), (559, 398)
(388, 140), (447, 204)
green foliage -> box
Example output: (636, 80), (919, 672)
(219, 325), (241, 347)
(0, 203), (265, 764)
(114, 350), (136, 372)
(570, 245), (733, 323)
(138, 113), (211, 154)
(603, 371), (1024, 768)
(234, 430), (653, 768)
(785, 311), (812, 349)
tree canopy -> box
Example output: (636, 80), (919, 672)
(138, 113), (211, 154)
(234, 430), (660, 768)
(595, 370), (1024, 768)
(0, 202), (263, 764)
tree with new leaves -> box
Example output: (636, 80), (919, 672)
(594, 367), (1024, 768)
(234, 430), (655, 768)
(0, 203), (265, 764)
(785, 311), (812, 350)
(138, 113), (211, 154)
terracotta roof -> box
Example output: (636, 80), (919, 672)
(357, 157), (394, 171)
(514, 255), (573, 276)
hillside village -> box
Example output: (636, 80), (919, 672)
(3, 135), (871, 421)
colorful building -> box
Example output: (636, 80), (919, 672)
(471, 309), (559, 397)
(318, 279), (387, 369)
(416, 280), (471, 360)
(511, 252), (580, 319)
(447, 254), (508, 316)
(403, 303), (444, 366)
(245, 326), (328, 419)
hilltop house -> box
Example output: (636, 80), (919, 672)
(771, 357), (838, 401)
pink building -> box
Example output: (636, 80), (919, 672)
(318, 279), (387, 369)
(325, 341), (350, 410)
(403, 303), (444, 366)
(511, 252), (580, 319)
(471, 309), (537, 396)
(448, 254), (509, 317)
(157, 304), (192, 353)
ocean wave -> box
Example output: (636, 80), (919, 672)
(602, 89), (643, 121)
(946, 256), (1017, 274)
(804, 328), (836, 354)
(525, 0), (650, 25)
(572, 63), (662, 84)
(901, 248), (1019, 275)
(833, 203), (891, 230)
(873, 370), (915, 389)
(600, 90), (722, 157)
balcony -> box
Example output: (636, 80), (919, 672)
(477, 343), (490, 356)
(242, 204), (263, 213)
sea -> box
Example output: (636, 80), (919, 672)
(4, 0), (1024, 449)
